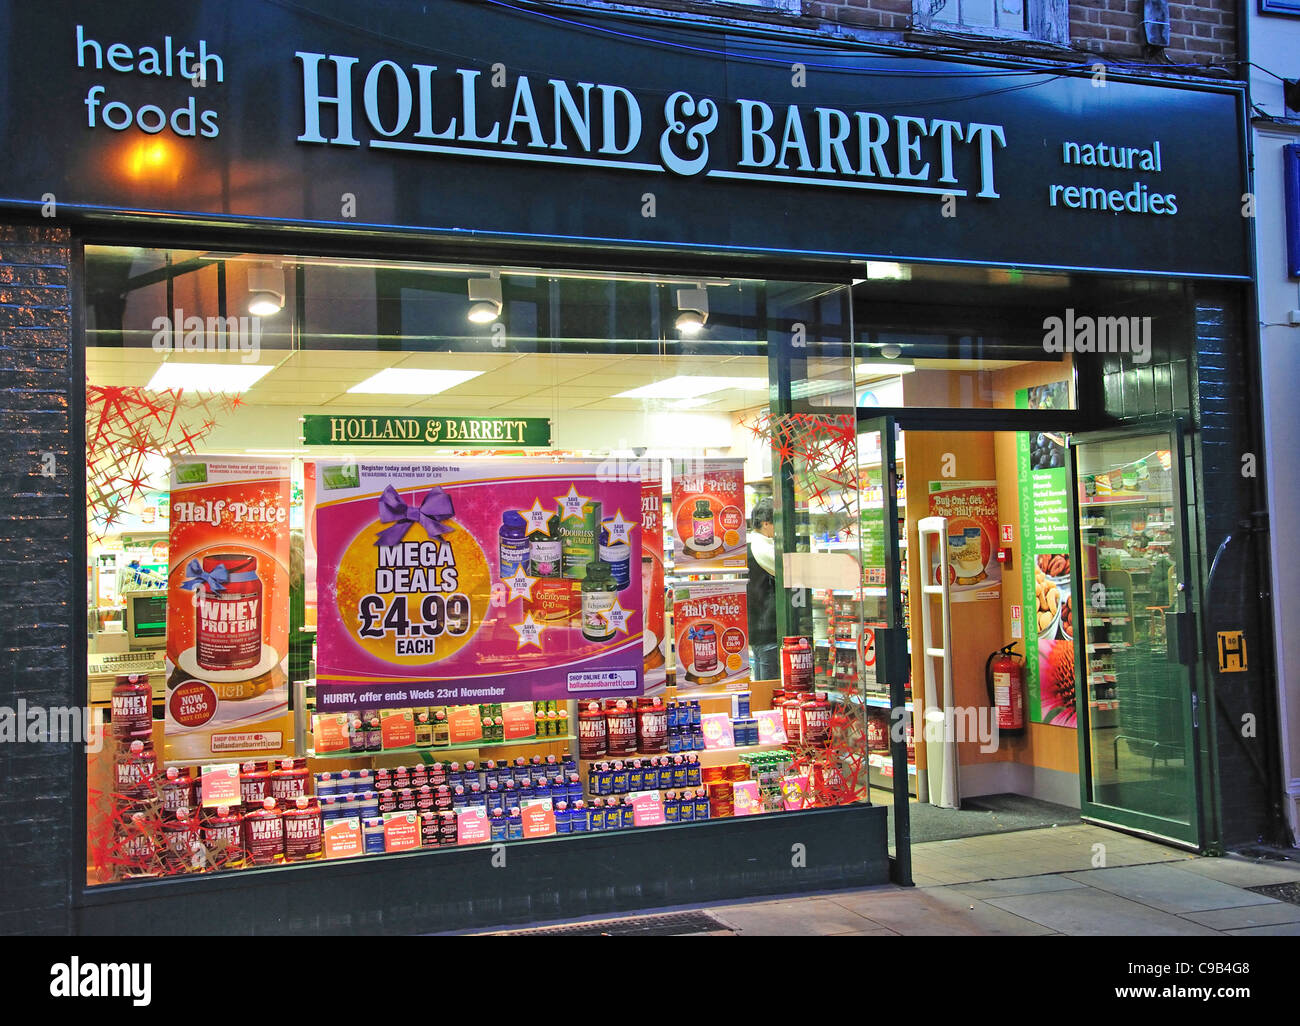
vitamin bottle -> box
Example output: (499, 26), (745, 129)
(580, 561), (618, 643)
(498, 511), (530, 579)
(692, 499), (714, 548)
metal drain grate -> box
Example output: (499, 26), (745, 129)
(1245, 881), (1300, 906)
(493, 910), (731, 936)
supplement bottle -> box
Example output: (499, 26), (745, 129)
(498, 511), (530, 579)
(580, 561), (618, 643)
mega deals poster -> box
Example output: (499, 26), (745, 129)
(165, 458), (293, 762)
(314, 461), (643, 710)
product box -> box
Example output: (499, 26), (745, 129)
(701, 712), (736, 750)
(323, 817), (362, 859)
(448, 705), (483, 744)
(383, 811), (421, 852)
(631, 790), (665, 827)
(501, 701), (536, 740)
(781, 774), (810, 811)
(381, 709), (416, 749)
(673, 580), (750, 690)
(313, 713), (350, 753)
(732, 780), (762, 816)
(521, 798), (556, 838)
(457, 808), (489, 846)
(671, 458), (746, 571)
(165, 456), (293, 762)
(755, 710), (787, 745)
(561, 500), (603, 580)
(200, 762), (241, 808)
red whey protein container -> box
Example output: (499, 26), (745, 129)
(283, 797), (323, 862)
(117, 810), (160, 878)
(202, 804), (245, 869)
(162, 808), (201, 871)
(782, 694), (805, 744)
(115, 738), (156, 800)
(269, 758), (308, 807)
(636, 697), (667, 754)
(243, 797), (284, 865)
(240, 760), (270, 810)
(111, 673), (153, 740)
(160, 766), (195, 817)
(578, 701), (608, 759)
(195, 552), (262, 672)
(801, 693), (831, 745)
(605, 700), (637, 757)
(781, 636), (814, 690)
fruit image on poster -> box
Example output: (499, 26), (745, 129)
(926, 481), (1001, 602)
(314, 461), (642, 710)
(671, 459), (746, 571)
(1016, 382), (1076, 727)
(640, 460), (668, 693)
(165, 458), (293, 762)
(673, 580), (749, 691)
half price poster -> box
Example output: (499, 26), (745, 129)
(671, 458), (746, 571)
(165, 457), (293, 761)
(926, 480), (1001, 602)
(314, 460), (642, 710)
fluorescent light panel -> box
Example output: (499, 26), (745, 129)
(615, 375), (768, 399)
(145, 363), (274, 393)
(347, 368), (483, 395)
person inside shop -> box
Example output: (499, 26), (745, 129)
(747, 497), (779, 680)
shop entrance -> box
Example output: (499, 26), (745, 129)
(848, 411), (1204, 851)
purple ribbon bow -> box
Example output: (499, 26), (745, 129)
(180, 559), (228, 592)
(375, 485), (455, 547)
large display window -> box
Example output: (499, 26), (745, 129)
(83, 245), (883, 883)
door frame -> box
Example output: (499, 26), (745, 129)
(1068, 417), (1208, 850)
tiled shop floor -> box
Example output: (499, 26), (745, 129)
(469, 825), (1300, 936)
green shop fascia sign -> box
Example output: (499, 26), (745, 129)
(303, 415), (551, 447)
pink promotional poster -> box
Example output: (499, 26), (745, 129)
(314, 460), (643, 710)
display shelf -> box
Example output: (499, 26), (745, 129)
(309, 734), (577, 760)
(578, 741), (789, 764)
(867, 753), (917, 774)
(1079, 495), (1169, 508)
(864, 694), (912, 711)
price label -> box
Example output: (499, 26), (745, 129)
(357, 593), (473, 652)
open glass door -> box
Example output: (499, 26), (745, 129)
(856, 416), (912, 881)
(1070, 421), (1203, 847)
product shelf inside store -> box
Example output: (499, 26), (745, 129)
(579, 741), (790, 766)
(867, 753), (917, 774)
(309, 734), (579, 761)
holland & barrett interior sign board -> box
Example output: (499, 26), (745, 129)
(303, 415), (551, 447)
(0, 0), (1249, 277)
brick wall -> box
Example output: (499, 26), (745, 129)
(0, 223), (75, 934)
(1068, 0), (1238, 64)
(552, 1), (1239, 68)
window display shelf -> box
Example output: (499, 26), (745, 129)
(309, 734), (577, 760)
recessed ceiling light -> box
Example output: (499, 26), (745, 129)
(614, 376), (768, 400)
(145, 363), (274, 393)
(347, 368), (483, 395)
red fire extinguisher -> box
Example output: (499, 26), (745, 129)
(985, 642), (1025, 736)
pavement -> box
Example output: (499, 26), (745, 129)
(480, 824), (1300, 936)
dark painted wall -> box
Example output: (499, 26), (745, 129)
(0, 222), (76, 933)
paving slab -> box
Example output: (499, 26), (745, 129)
(1221, 921), (1300, 936)
(831, 887), (1056, 936)
(954, 875), (1089, 899)
(1060, 863), (1278, 914)
(1172, 856), (1300, 889)
(985, 887), (1222, 935)
(1177, 901), (1300, 931)
(709, 897), (880, 936)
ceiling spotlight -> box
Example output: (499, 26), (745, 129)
(675, 286), (709, 336)
(247, 263), (285, 317)
(468, 271), (503, 324)
(880, 343), (903, 359)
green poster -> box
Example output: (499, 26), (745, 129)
(1016, 385), (1076, 728)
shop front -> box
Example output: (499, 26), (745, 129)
(0, 0), (1269, 934)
